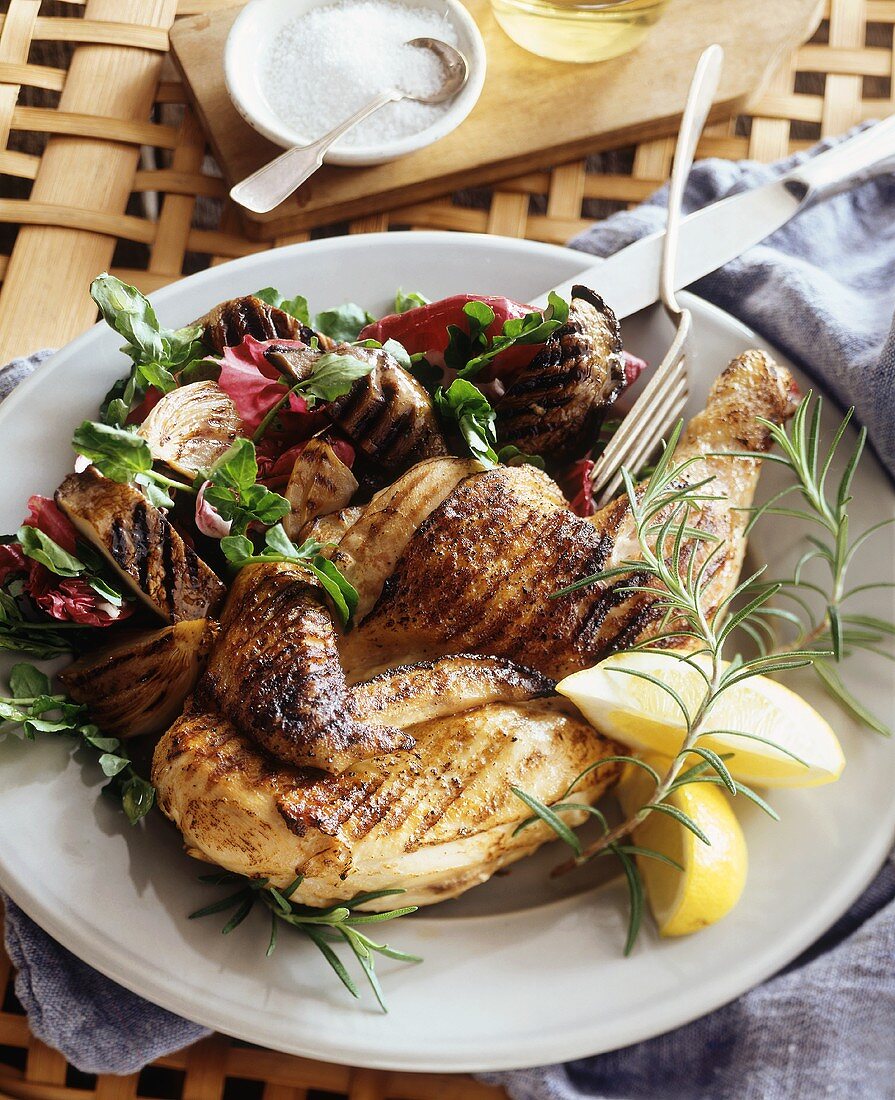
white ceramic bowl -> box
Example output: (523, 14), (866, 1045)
(224, 0), (487, 167)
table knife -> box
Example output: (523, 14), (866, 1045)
(533, 115), (895, 318)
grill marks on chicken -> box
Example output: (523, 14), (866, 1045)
(332, 456), (480, 622)
(196, 295), (319, 354)
(152, 695), (623, 908)
(495, 286), (626, 462)
(201, 563), (412, 772)
(55, 469), (225, 623)
(342, 351), (798, 680)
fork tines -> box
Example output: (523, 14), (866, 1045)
(589, 309), (692, 508)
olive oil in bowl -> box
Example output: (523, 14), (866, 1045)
(491, 0), (669, 63)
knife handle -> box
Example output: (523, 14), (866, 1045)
(784, 115), (895, 204)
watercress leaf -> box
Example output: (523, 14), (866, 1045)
(221, 533), (254, 566)
(314, 303), (375, 342)
(253, 287), (311, 326)
(134, 472), (175, 510)
(98, 752), (130, 777)
(17, 526), (84, 577)
(406, 355), (442, 394)
(239, 484), (290, 526)
(86, 575), (125, 607)
(308, 556), (358, 627)
(136, 360), (177, 394)
(434, 379), (498, 466)
(394, 288), (430, 313)
(381, 339), (412, 371)
(299, 352), (374, 403)
(91, 274), (165, 363)
(9, 663), (50, 699)
(264, 523), (299, 557)
(463, 300), (495, 332)
(72, 420), (153, 482)
(209, 437), (258, 492)
(496, 445), (546, 470)
(547, 290), (570, 325)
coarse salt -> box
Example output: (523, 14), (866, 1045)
(260, 1), (460, 149)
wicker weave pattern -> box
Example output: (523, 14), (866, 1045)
(0, 0), (888, 1095)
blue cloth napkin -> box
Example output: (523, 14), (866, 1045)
(2, 129), (895, 1086)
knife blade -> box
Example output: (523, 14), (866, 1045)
(532, 115), (895, 319)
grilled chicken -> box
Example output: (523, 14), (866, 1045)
(495, 286), (626, 463)
(137, 381), (243, 477)
(60, 620), (214, 737)
(268, 342), (448, 475)
(196, 295), (322, 354)
(283, 439), (358, 541)
(200, 563), (413, 772)
(341, 351), (798, 680)
(55, 469), (225, 623)
(332, 456), (480, 621)
(153, 676), (622, 908)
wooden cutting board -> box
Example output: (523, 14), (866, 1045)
(171, 0), (822, 240)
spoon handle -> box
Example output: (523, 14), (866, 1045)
(230, 88), (401, 214)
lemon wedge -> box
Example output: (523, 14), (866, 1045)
(557, 652), (844, 788)
(618, 756), (748, 936)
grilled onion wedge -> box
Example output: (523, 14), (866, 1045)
(137, 381), (243, 478)
(283, 438), (358, 541)
(60, 620), (215, 737)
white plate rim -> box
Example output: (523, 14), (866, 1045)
(0, 231), (892, 1073)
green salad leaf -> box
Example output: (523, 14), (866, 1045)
(253, 286), (312, 326)
(315, 303), (376, 342)
(394, 288), (430, 313)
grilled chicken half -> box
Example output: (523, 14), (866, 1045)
(495, 285), (626, 463)
(153, 655), (623, 908)
(55, 469), (226, 622)
(341, 351), (798, 680)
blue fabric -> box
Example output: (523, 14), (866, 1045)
(2, 129), (894, 1084)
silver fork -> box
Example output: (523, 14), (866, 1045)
(588, 44), (724, 508)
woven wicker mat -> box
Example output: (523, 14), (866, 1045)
(0, 0), (891, 1095)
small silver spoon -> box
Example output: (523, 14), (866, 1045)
(230, 38), (470, 214)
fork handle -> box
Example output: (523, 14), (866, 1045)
(230, 89), (401, 214)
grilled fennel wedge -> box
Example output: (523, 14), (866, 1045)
(60, 620), (215, 737)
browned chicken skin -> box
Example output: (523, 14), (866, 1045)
(340, 351), (798, 680)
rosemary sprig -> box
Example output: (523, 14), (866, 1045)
(189, 872), (420, 1011)
(731, 392), (894, 735)
(515, 395), (892, 951)
(0, 661), (154, 823)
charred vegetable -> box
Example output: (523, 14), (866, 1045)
(60, 619), (214, 737)
(283, 439), (358, 541)
(196, 296), (323, 355)
(137, 381), (244, 477)
(55, 469), (225, 622)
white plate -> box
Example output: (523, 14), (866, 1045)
(0, 233), (893, 1074)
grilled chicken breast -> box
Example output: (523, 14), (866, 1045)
(137, 381), (243, 477)
(269, 342), (448, 475)
(341, 351), (797, 680)
(332, 456), (481, 621)
(495, 286), (626, 462)
(200, 563), (413, 772)
(196, 295), (322, 354)
(153, 687), (622, 908)
(60, 619), (214, 737)
(55, 469), (225, 623)
(283, 439), (358, 540)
